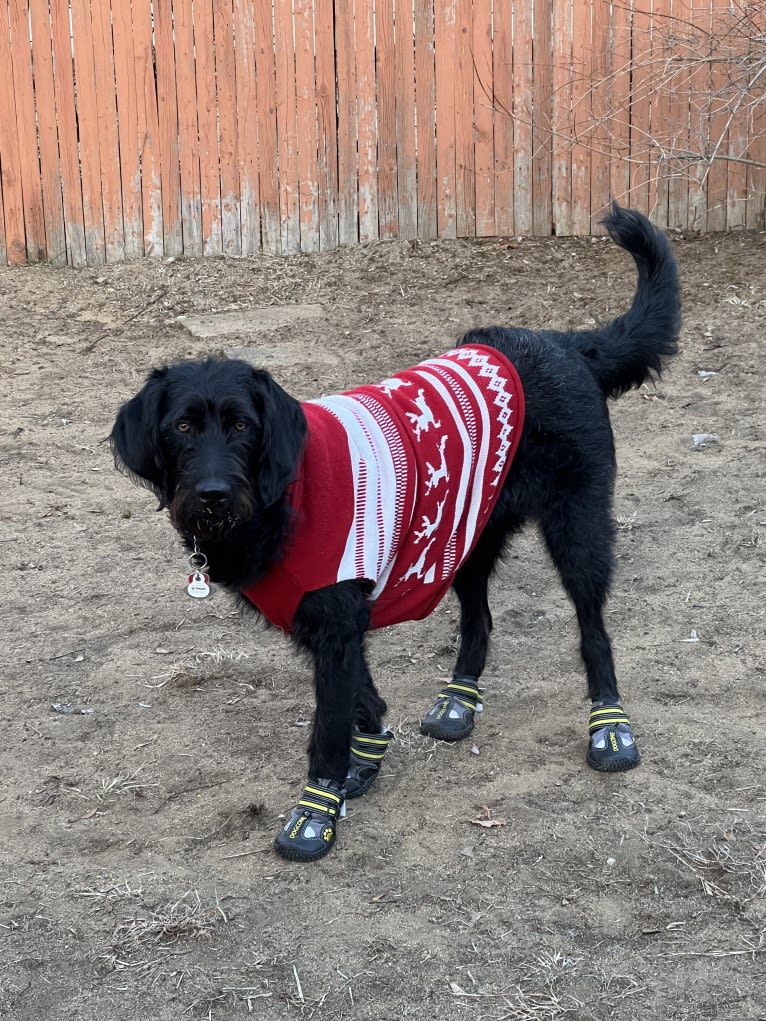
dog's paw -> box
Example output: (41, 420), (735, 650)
(346, 728), (394, 799)
(273, 780), (345, 862)
(420, 676), (482, 742)
(586, 704), (641, 772)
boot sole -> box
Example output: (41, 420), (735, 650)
(419, 719), (474, 742)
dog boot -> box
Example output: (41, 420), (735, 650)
(586, 702), (640, 772)
(274, 778), (346, 862)
(346, 728), (395, 799)
(419, 676), (482, 741)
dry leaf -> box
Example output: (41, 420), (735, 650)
(469, 805), (507, 828)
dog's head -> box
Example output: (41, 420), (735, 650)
(110, 358), (306, 541)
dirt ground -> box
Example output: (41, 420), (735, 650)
(1, 222), (764, 1021)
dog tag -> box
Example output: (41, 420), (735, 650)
(187, 571), (210, 599)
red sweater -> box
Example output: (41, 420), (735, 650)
(242, 344), (525, 632)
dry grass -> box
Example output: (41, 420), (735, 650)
(447, 985), (583, 1020)
(194, 644), (251, 667)
(49, 763), (159, 813)
(98, 890), (226, 982)
(94, 763), (159, 804)
(76, 878), (145, 903)
(663, 823), (766, 910)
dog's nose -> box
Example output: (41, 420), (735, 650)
(196, 479), (231, 504)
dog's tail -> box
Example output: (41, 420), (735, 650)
(574, 202), (681, 398)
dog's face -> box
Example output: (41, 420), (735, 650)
(111, 359), (306, 542)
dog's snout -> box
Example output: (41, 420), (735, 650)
(195, 479), (231, 503)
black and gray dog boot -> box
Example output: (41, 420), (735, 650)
(346, 728), (395, 799)
(419, 676), (483, 741)
(274, 778), (346, 862)
(586, 702), (641, 772)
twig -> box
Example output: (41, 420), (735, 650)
(292, 964), (304, 1002)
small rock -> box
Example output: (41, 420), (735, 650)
(692, 433), (720, 449)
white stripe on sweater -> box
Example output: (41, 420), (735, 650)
(311, 395), (398, 584)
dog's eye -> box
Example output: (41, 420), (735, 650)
(234, 421), (248, 432)
(176, 421), (191, 433)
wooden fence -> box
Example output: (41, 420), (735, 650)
(0, 0), (764, 266)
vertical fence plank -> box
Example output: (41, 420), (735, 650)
(512, 0), (534, 234)
(89, 0), (126, 262)
(8, 0), (46, 261)
(274, 0), (299, 253)
(335, 0), (358, 245)
(154, 0), (183, 257)
(0, 0), (26, 262)
(685, 3), (709, 231)
(724, 2), (748, 231)
(492, 0), (513, 235)
(628, 1), (651, 214)
(608, 0), (631, 210)
(472, 0), (494, 237)
(434, 0), (456, 237)
(70, 0), (106, 264)
(551, 0), (572, 234)
(28, 0), (65, 263)
(649, 14), (670, 227)
(588, 0), (610, 232)
(315, 0), (338, 249)
(356, 0), (378, 242)
(214, 0), (242, 256)
(569, 0), (591, 234)
(294, 0), (319, 251)
(666, 0), (691, 229)
(233, 0), (261, 255)
(50, 0), (87, 264)
(395, 0), (417, 239)
(111, 0), (144, 258)
(254, 0), (280, 252)
(705, 0), (729, 231)
(131, 0), (163, 255)
(745, 69), (766, 230)
(195, 0), (223, 254)
(414, 0), (436, 239)
(532, 0), (552, 235)
(454, 0), (474, 237)
(376, 0), (398, 238)
(173, 0), (202, 256)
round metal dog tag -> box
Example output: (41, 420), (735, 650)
(187, 571), (210, 598)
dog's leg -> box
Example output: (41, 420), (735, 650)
(421, 526), (511, 741)
(274, 581), (371, 861)
(539, 501), (640, 772)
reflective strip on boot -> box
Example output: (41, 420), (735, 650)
(350, 729), (394, 762)
(297, 782), (344, 817)
(588, 704), (632, 734)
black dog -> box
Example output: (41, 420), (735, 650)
(111, 204), (680, 862)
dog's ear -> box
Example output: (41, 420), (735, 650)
(247, 368), (306, 508)
(110, 368), (171, 507)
